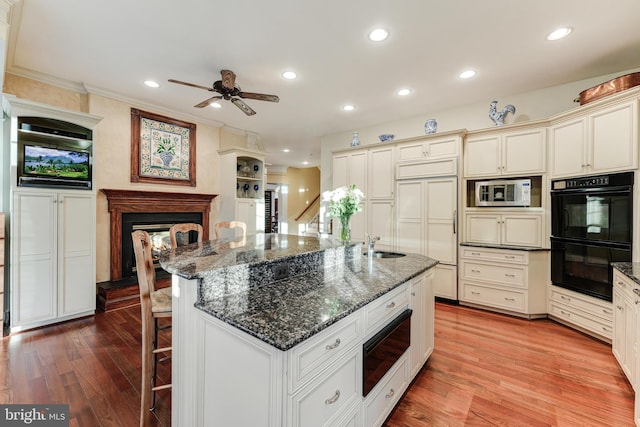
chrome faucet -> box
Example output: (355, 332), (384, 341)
(367, 234), (380, 255)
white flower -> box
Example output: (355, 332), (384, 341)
(324, 184), (365, 219)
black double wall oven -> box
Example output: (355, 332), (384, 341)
(550, 172), (633, 302)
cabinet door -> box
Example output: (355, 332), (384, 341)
(237, 199), (258, 236)
(502, 128), (545, 175)
(368, 147), (394, 199)
(332, 154), (349, 189)
(409, 276), (424, 378)
(613, 287), (627, 375)
(590, 101), (637, 173)
(502, 214), (542, 247)
(434, 264), (457, 300)
(465, 213), (501, 245)
(464, 135), (500, 177)
(349, 151), (367, 195)
(11, 192), (56, 326)
(368, 200), (394, 251)
(425, 178), (457, 264)
(58, 193), (95, 317)
(397, 142), (425, 162)
(549, 117), (586, 178)
(396, 181), (424, 255)
(348, 202), (367, 244)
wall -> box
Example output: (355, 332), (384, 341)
(266, 166), (320, 234)
(319, 67), (640, 197)
(3, 74), (223, 282)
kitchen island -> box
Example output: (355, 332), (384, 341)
(160, 234), (437, 427)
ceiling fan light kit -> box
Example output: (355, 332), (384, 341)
(169, 69), (279, 116)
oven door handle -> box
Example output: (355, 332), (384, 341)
(564, 209), (569, 231)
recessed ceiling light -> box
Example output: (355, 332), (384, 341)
(547, 27), (572, 41)
(458, 70), (476, 79)
(282, 71), (297, 80)
(210, 102), (222, 109)
(283, 148), (290, 153)
(302, 161), (309, 165)
(343, 105), (355, 111)
(144, 80), (159, 88)
(397, 88), (411, 96)
(368, 28), (389, 42)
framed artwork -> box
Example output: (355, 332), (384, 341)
(130, 108), (196, 186)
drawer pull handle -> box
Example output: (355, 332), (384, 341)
(504, 274), (515, 278)
(325, 390), (340, 405)
(617, 305), (623, 310)
(504, 297), (515, 302)
(385, 388), (395, 399)
(560, 310), (571, 317)
(504, 255), (515, 259)
(633, 289), (640, 298)
(471, 269), (481, 273)
(603, 309), (612, 314)
(471, 252), (481, 256)
(603, 327), (611, 332)
(560, 295), (571, 301)
(471, 291), (480, 295)
(325, 338), (341, 351)
(386, 302), (396, 309)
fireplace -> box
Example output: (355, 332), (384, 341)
(102, 189), (217, 280)
(121, 211), (203, 278)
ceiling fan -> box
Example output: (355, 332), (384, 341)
(168, 69), (279, 116)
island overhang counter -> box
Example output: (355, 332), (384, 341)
(160, 234), (437, 427)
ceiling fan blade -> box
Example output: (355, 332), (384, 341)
(194, 96), (223, 108)
(238, 91), (280, 103)
(231, 98), (256, 116)
(168, 79), (213, 91)
(221, 69), (236, 90)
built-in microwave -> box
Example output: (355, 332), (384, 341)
(475, 178), (531, 207)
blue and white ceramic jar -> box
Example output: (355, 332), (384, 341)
(424, 119), (437, 134)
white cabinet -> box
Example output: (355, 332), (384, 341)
(397, 176), (458, 300)
(459, 247), (548, 317)
(219, 148), (266, 235)
(464, 126), (546, 178)
(409, 270), (434, 378)
(237, 198), (265, 236)
(11, 190), (96, 330)
(464, 212), (543, 248)
(612, 270), (638, 388)
(333, 149), (368, 194)
(396, 134), (460, 162)
(333, 146), (394, 246)
(547, 284), (613, 341)
(549, 97), (638, 178)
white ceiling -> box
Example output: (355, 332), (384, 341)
(6, 0), (640, 168)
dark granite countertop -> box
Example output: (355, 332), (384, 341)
(460, 242), (550, 251)
(160, 234), (437, 350)
(612, 262), (640, 286)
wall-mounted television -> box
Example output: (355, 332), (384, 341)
(17, 117), (93, 190)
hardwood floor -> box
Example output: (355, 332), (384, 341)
(0, 302), (633, 426)
(387, 303), (634, 426)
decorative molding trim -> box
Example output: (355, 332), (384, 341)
(2, 93), (103, 129)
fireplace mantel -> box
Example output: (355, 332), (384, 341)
(102, 189), (217, 280)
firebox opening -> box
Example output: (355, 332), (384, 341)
(122, 212), (202, 279)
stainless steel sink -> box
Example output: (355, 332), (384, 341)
(363, 251), (406, 259)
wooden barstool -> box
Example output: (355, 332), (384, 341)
(169, 223), (203, 248)
(131, 230), (172, 425)
(215, 220), (247, 239)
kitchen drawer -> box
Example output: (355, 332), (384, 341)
(288, 347), (361, 427)
(460, 247), (528, 264)
(461, 260), (526, 289)
(288, 310), (363, 392)
(548, 286), (613, 322)
(396, 158), (457, 180)
(364, 354), (409, 427)
(549, 301), (613, 340)
(364, 283), (409, 337)
(614, 270), (639, 301)
(460, 282), (526, 312)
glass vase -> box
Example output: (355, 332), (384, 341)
(339, 215), (351, 243)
